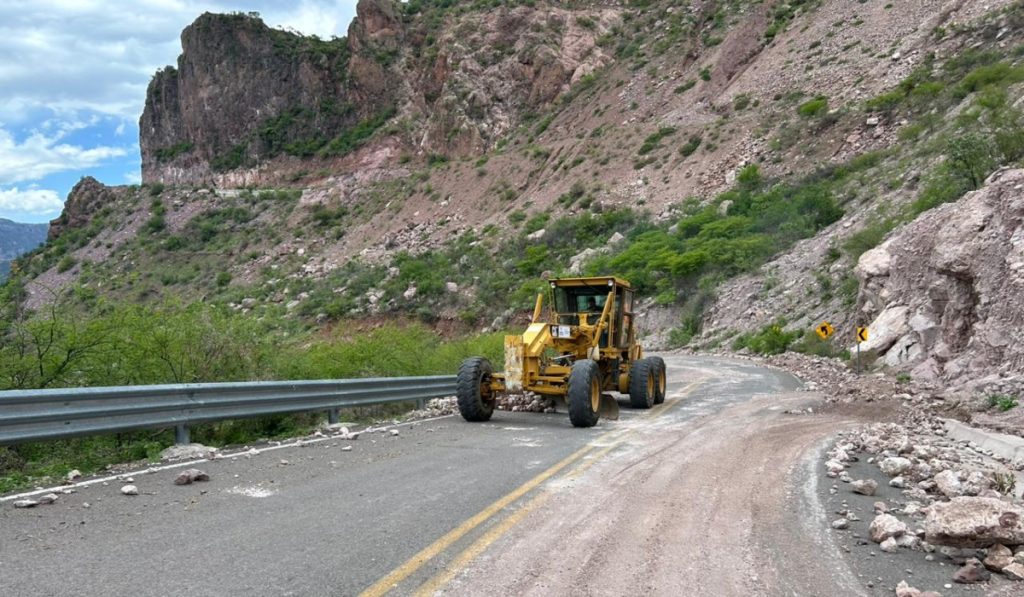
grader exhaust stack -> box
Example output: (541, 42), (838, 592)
(456, 277), (667, 428)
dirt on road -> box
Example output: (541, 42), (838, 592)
(440, 383), (876, 596)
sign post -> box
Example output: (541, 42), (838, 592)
(855, 326), (869, 374)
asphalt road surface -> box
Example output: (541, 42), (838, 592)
(2, 355), (873, 596)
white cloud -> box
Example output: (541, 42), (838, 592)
(0, 187), (63, 215)
(124, 170), (142, 184)
(0, 1), (357, 123)
(0, 126), (129, 185)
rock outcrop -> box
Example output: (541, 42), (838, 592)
(140, 0), (618, 184)
(48, 177), (116, 240)
(854, 168), (1024, 386)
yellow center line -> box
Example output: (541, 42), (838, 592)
(411, 490), (554, 597)
(362, 375), (708, 597)
(358, 443), (598, 597)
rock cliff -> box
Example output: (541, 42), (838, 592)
(140, 0), (617, 184)
(855, 168), (1024, 391)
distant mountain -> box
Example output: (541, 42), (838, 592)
(0, 218), (48, 280)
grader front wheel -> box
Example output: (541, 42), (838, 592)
(457, 357), (495, 422)
(568, 360), (601, 428)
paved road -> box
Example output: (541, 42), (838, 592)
(1, 355), (865, 596)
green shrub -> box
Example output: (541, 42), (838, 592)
(679, 135), (702, 157)
(732, 322), (799, 355)
(843, 217), (896, 260)
(638, 127), (677, 154)
(797, 96), (828, 117)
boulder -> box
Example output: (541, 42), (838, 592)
(174, 468), (210, 485)
(933, 470), (963, 498)
(880, 537), (899, 553)
(983, 544), (1014, 571)
(1003, 562), (1024, 580)
(880, 457), (913, 477)
(852, 479), (878, 496)
(870, 513), (908, 543)
(952, 558), (990, 584)
(924, 497), (1024, 548)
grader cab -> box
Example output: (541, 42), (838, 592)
(456, 276), (667, 428)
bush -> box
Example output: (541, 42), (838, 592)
(797, 96), (828, 117)
(679, 135), (702, 157)
(731, 322), (799, 355)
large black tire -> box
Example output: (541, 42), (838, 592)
(629, 357), (655, 409)
(457, 357), (495, 422)
(651, 356), (667, 405)
(568, 360), (601, 428)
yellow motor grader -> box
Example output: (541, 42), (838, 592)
(457, 276), (666, 428)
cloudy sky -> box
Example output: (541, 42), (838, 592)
(0, 0), (359, 223)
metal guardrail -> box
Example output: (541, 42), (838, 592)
(0, 376), (457, 447)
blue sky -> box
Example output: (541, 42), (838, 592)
(0, 0), (358, 223)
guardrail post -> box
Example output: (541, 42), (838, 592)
(174, 424), (191, 445)
(416, 398), (426, 410)
(327, 408), (339, 425)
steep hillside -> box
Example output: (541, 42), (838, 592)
(0, 219), (47, 281)
(9, 0), (1024, 389)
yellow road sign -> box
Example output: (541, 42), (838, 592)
(856, 326), (869, 343)
(815, 321), (834, 340)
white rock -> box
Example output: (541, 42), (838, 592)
(13, 499), (39, 508)
(870, 513), (908, 543)
(879, 457), (913, 477)
(880, 537), (899, 553)
(66, 469), (82, 482)
(121, 485), (139, 496)
(852, 479), (878, 496)
(37, 493), (59, 505)
(933, 470), (964, 498)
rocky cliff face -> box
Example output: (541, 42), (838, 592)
(855, 168), (1024, 391)
(47, 177), (116, 240)
(140, 0), (617, 184)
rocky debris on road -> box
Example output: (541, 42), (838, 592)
(405, 397), (459, 420)
(173, 468), (210, 485)
(13, 499), (39, 508)
(37, 493), (59, 505)
(120, 484), (139, 496)
(65, 469), (82, 483)
(824, 413), (1023, 588)
(497, 392), (556, 413)
(159, 443), (219, 461)
(389, 429), (399, 436)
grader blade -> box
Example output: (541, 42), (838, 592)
(599, 393), (620, 420)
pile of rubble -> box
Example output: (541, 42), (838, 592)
(825, 419), (1024, 590)
(406, 397), (459, 420)
(496, 392), (556, 413)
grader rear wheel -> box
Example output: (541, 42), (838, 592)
(651, 356), (667, 405)
(457, 357), (495, 422)
(568, 360), (601, 428)
(629, 358), (655, 409)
